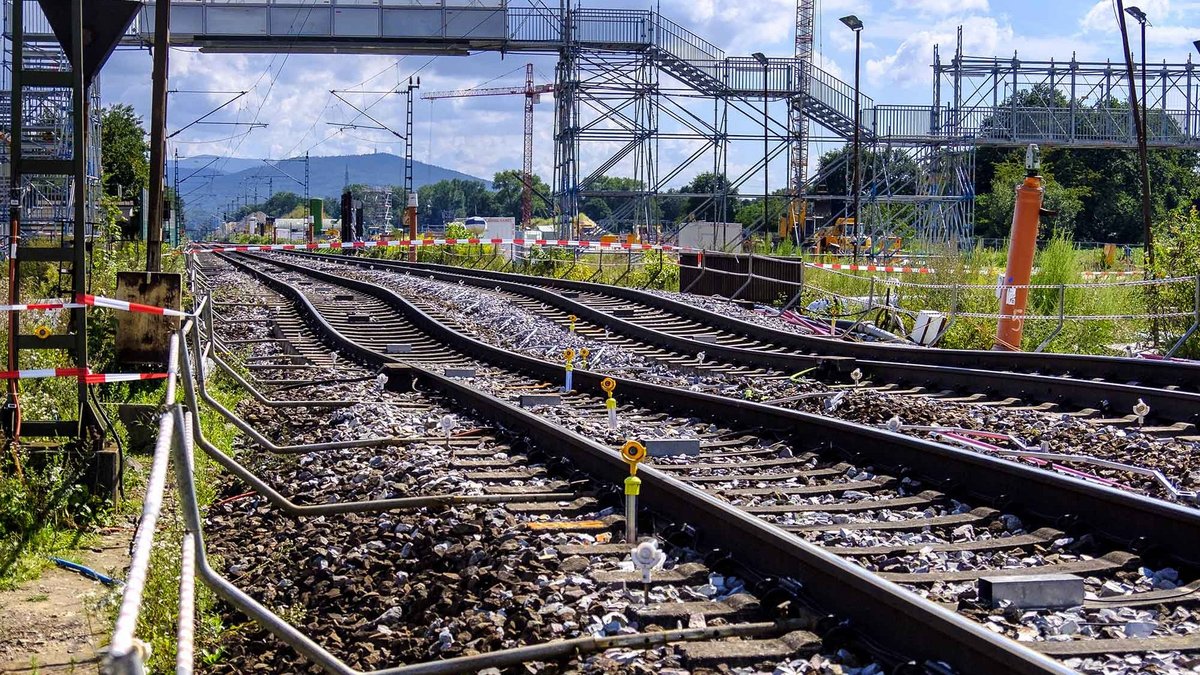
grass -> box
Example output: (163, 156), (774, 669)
(360, 234), (1176, 355)
(744, 234), (1176, 355)
(129, 367), (245, 672)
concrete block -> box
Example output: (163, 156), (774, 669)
(693, 334), (721, 344)
(978, 574), (1084, 609)
(646, 438), (702, 457)
(444, 368), (477, 378)
(612, 308), (637, 318)
(385, 343), (413, 354)
(520, 394), (561, 407)
(381, 364), (415, 393)
(560, 291), (580, 299)
(347, 313), (372, 323)
(334, 293), (355, 301)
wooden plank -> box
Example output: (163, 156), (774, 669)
(115, 271), (182, 364)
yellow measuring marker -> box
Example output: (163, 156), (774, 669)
(620, 439), (646, 471)
(602, 377), (618, 428)
(33, 326), (52, 339)
(562, 348), (576, 391)
(567, 314), (578, 332)
(579, 347), (590, 369)
(620, 439), (647, 542)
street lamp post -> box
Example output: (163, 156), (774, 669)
(1125, 5), (1152, 269)
(840, 15), (864, 263)
(753, 52), (769, 238)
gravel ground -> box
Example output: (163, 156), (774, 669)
(220, 256), (1200, 674)
(198, 261), (885, 674)
(278, 255), (1200, 505)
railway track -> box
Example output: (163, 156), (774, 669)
(266, 251), (1199, 504)
(288, 252), (1200, 439)
(201, 251), (1200, 674)
(199, 267), (870, 674)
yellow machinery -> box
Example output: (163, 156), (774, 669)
(777, 200), (805, 243)
(807, 217), (865, 254)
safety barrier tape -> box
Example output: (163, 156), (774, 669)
(77, 294), (194, 318)
(802, 262), (1145, 277)
(0, 294), (192, 317)
(0, 301), (86, 312)
(189, 241), (1146, 279)
(0, 367), (169, 383)
(186, 238), (696, 254)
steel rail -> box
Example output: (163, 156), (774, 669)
(242, 252), (1200, 561)
(335, 254), (1200, 392)
(296, 253), (1200, 425)
(219, 253), (1076, 675)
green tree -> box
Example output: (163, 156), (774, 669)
(100, 104), (149, 199)
(679, 172), (738, 223)
(416, 179), (491, 223)
(815, 146), (919, 219)
(580, 176), (645, 229)
(975, 160), (1089, 240)
(492, 170), (551, 223)
(974, 84), (1200, 243)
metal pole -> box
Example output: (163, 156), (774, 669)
(1116, 1), (1153, 271)
(146, 0), (171, 271)
(763, 64), (769, 241)
(852, 28), (862, 264)
(173, 147), (180, 246)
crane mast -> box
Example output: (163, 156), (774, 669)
(422, 65), (555, 228)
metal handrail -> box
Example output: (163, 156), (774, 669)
(105, 289), (809, 674)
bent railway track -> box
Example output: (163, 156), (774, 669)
(205, 251), (1200, 674)
(266, 251), (1200, 504)
(289, 251), (1200, 439)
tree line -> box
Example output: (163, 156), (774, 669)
(100, 89), (1200, 245)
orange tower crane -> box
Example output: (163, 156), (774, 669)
(422, 64), (555, 226)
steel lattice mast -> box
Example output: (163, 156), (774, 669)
(790, 0), (815, 208)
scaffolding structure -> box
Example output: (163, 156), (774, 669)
(6, 0), (1200, 250)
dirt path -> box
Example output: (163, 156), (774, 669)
(0, 524), (133, 674)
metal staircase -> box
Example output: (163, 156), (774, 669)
(645, 12), (871, 141)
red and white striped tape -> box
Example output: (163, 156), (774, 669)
(186, 237), (697, 255)
(0, 301), (86, 312)
(805, 262), (937, 274)
(77, 293), (193, 318)
(0, 367), (169, 383)
(0, 294), (191, 317)
(186, 240), (1147, 279)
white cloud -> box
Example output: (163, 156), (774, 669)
(1081, 0), (1172, 33)
(866, 15), (1013, 88)
(898, 0), (990, 14)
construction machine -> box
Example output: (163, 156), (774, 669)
(806, 217), (867, 254)
(777, 200), (805, 244)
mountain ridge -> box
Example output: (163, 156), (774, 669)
(173, 152), (489, 227)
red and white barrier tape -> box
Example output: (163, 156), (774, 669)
(0, 301), (86, 312)
(186, 238), (696, 255)
(188, 241), (1145, 279)
(0, 367), (168, 383)
(0, 294), (191, 317)
(77, 293), (193, 318)
(803, 262), (1145, 277)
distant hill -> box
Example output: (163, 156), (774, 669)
(172, 152), (487, 228)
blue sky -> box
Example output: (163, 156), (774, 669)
(100, 0), (1200, 191)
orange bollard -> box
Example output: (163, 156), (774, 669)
(994, 144), (1044, 351)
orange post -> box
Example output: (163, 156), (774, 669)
(994, 144), (1044, 351)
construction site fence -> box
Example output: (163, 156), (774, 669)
(678, 252), (1200, 356)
